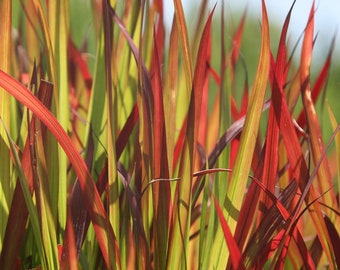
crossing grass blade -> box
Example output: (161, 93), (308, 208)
(0, 71), (120, 269)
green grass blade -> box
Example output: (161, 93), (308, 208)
(167, 7), (214, 269)
(0, 0), (12, 251)
(0, 117), (47, 269)
(49, 0), (70, 232)
(209, 2), (270, 268)
(226, 0), (270, 230)
(31, 116), (59, 269)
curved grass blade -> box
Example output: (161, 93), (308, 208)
(0, 70), (120, 269)
(0, 78), (52, 268)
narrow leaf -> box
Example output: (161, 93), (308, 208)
(0, 70), (120, 269)
(225, 0), (270, 231)
(213, 196), (244, 270)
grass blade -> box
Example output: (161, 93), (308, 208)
(49, 0), (70, 231)
(226, 0), (270, 231)
(300, 3), (339, 224)
(0, 0), (12, 251)
(0, 70), (120, 269)
(213, 196), (244, 270)
(0, 118), (47, 269)
(173, 0), (193, 89)
(168, 7), (214, 269)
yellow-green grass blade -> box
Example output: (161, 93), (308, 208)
(173, 0), (193, 90)
(327, 102), (340, 212)
(167, 8), (214, 269)
(226, 0), (270, 231)
(203, 3), (231, 267)
(0, 117), (47, 269)
(48, 0), (70, 232)
(31, 117), (59, 269)
(102, 1), (119, 264)
(209, 1), (270, 268)
(163, 18), (179, 176)
(85, 29), (107, 167)
(31, 0), (56, 85)
(0, 0), (12, 252)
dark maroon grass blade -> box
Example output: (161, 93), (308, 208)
(60, 205), (78, 270)
(309, 236), (323, 266)
(324, 215), (340, 266)
(118, 163), (151, 269)
(68, 39), (92, 91)
(0, 78), (53, 269)
(116, 103), (139, 159)
(271, 217), (316, 269)
(241, 180), (297, 268)
(60, 130), (95, 262)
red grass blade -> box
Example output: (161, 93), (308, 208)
(61, 131), (94, 262)
(0, 77), (52, 268)
(149, 26), (171, 270)
(260, 0), (294, 215)
(297, 37), (335, 127)
(0, 70), (120, 269)
(213, 196), (244, 270)
(300, 1), (339, 234)
(168, 7), (215, 268)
